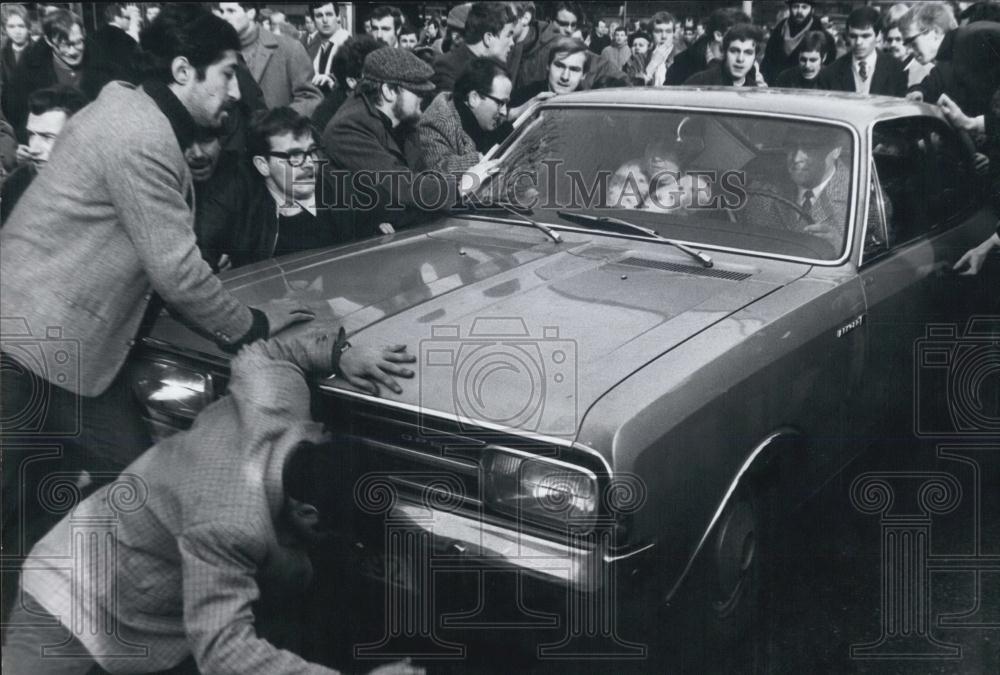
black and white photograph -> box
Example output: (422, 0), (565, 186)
(1, 1), (999, 673)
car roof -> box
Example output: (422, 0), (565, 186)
(544, 86), (944, 128)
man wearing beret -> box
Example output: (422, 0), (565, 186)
(322, 48), (497, 230)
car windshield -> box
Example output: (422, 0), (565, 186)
(478, 106), (856, 261)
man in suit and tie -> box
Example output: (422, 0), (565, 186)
(306, 2), (351, 92)
(816, 7), (906, 96)
(741, 126), (851, 254)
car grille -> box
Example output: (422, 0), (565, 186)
(318, 390), (607, 539)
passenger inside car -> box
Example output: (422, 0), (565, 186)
(608, 160), (650, 208)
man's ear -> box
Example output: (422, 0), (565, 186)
(252, 155), (270, 177)
(345, 76), (358, 90)
(381, 82), (398, 102)
(296, 503), (319, 519)
(247, 8), (256, 22)
(713, 30), (724, 43)
(293, 502), (322, 528)
(828, 146), (842, 163)
(171, 56), (193, 85)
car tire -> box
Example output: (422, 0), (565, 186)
(700, 478), (780, 674)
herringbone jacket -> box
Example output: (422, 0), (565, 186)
(415, 91), (481, 174)
(22, 333), (341, 674)
(0, 82), (255, 396)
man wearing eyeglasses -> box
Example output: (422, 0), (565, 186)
(3, 9), (111, 140)
(907, 1), (1000, 123)
(246, 107), (369, 259)
(417, 57), (514, 174)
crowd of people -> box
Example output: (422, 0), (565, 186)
(1, 1), (999, 673)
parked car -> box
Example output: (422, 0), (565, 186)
(131, 88), (997, 671)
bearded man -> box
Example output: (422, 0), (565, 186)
(761, 0), (834, 83)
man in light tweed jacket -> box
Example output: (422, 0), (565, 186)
(0, 7), (313, 550)
(3, 331), (421, 675)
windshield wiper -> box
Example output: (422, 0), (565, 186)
(464, 199), (562, 243)
(556, 210), (713, 268)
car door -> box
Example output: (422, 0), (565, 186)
(858, 115), (997, 437)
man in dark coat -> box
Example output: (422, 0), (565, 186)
(665, 7), (748, 85)
(0, 4), (31, 103)
(1, 85), (88, 224)
(3, 9), (111, 139)
(761, 1), (833, 83)
(323, 48), (496, 230)
(312, 34), (384, 139)
(816, 7), (907, 97)
(686, 24), (763, 87)
(774, 30), (830, 89)
(89, 2), (141, 86)
(908, 4), (1000, 117)
(431, 1), (516, 93)
(513, 1), (580, 90)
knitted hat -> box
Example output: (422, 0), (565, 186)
(446, 3), (472, 30)
(362, 47), (435, 92)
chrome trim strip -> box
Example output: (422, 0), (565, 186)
(604, 541), (656, 563)
(317, 384), (614, 477)
(355, 437), (480, 472)
(663, 430), (788, 603)
(137, 337), (230, 369)
(486, 444), (599, 482)
(392, 502), (594, 587)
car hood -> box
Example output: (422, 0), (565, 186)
(146, 219), (808, 440)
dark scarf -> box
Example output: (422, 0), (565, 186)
(142, 80), (197, 149)
(455, 96), (513, 153)
(456, 97), (494, 153)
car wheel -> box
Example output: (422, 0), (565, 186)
(701, 479), (780, 674)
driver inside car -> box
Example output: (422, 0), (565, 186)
(741, 127), (850, 251)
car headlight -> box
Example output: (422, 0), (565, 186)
(484, 446), (599, 533)
(131, 357), (215, 422)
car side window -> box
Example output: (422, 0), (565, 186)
(871, 117), (975, 250)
